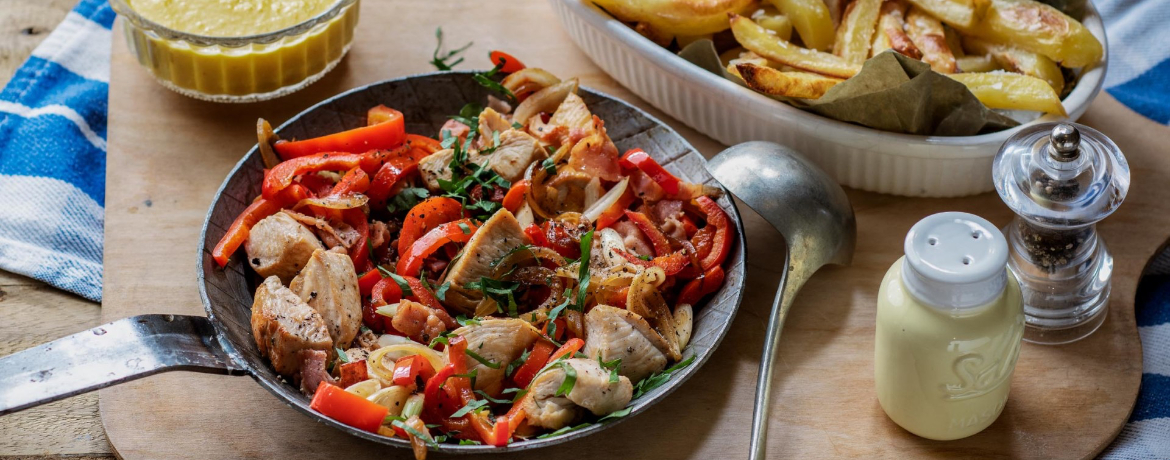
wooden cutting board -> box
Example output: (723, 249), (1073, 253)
(100, 1), (1163, 458)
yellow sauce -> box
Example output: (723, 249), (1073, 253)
(119, 0), (358, 101)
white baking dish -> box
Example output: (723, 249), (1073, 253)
(549, 0), (1108, 197)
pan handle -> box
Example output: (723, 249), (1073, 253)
(0, 314), (247, 415)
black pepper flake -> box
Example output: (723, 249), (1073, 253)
(251, 258), (260, 265)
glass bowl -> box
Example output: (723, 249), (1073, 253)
(111, 0), (359, 103)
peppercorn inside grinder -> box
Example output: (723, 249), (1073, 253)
(992, 123), (1130, 345)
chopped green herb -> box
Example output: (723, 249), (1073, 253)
(450, 369), (479, 389)
(598, 407), (632, 422)
(450, 103), (484, 136)
(575, 229), (595, 309)
(506, 348), (530, 377)
(466, 277), (521, 317)
(637, 254), (652, 261)
(429, 27), (472, 71)
(554, 361), (577, 397)
(434, 281), (451, 301)
(465, 349), (501, 369)
(535, 422), (593, 439)
(384, 414), (407, 424)
(458, 222), (471, 234)
(632, 355), (696, 399)
(432, 435), (448, 443)
(429, 334), (450, 349)
(511, 121), (524, 129)
(391, 420), (439, 449)
(450, 399), (489, 418)
(490, 244), (536, 268)
(335, 347), (350, 363)
(474, 390), (515, 404)
(458, 439), (482, 445)
(387, 187), (430, 214)
(542, 157), (557, 175)
(598, 356), (622, 383)
(472, 62), (517, 103)
(455, 315), (481, 327)
(378, 266), (415, 298)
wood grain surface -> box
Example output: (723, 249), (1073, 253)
(0, 1), (113, 458)
(91, 1), (1163, 459)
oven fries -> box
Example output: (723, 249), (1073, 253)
(949, 72), (1067, 115)
(730, 15), (861, 78)
(732, 62), (843, 98)
(597, 0), (1099, 113)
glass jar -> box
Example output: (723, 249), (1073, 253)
(111, 0), (359, 103)
(875, 212), (1025, 440)
(993, 123), (1129, 344)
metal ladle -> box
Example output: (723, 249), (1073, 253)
(707, 142), (856, 460)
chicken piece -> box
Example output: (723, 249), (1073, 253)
(391, 300), (456, 344)
(417, 149), (455, 191)
(522, 358), (633, 430)
(289, 249), (362, 348)
(583, 305), (673, 382)
(477, 107), (513, 142)
(566, 117), (621, 182)
(549, 92), (594, 134)
(475, 129), (547, 183)
(610, 220), (654, 258)
(443, 209), (532, 314)
(449, 318), (541, 392)
(282, 210), (359, 251)
(245, 212), (324, 283)
(250, 276), (333, 377)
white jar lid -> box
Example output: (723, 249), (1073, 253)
(902, 212), (1008, 309)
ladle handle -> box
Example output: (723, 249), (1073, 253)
(749, 253), (804, 460)
(0, 314), (246, 415)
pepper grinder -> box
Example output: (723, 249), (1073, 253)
(993, 122), (1130, 344)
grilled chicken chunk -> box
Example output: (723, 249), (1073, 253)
(477, 107), (513, 141)
(245, 212), (324, 284)
(549, 92), (594, 133)
(418, 149), (455, 191)
(251, 276), (332, 377)
(289, 248), (362, 348)
(583, 305), (672, 382)
(449, 318), (541, 392)
(522, 358), (633, 430)
(474, 129), (547, 183)
(443, 209), (532, 314)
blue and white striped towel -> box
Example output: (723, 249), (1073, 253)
(0, 0), (111, 302)
(0, 0), (1165, 455)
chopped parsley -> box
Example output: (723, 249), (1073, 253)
(428, 333), (450, 349)
(458, 439), (482, 445)
(450, 102), (483, 136)
(511, 121), (523, 129)
(632, 355), (696, 399)
(535, 422), (593, 439)
(574, 229), (595, 309)
(598, 356), (622, 383)
(541, 157), (557, 175)
(387, 187), (430, 214)
(637, 254), (652, 261)
(598, 407), (632, 422)
(465, 277), (521, 317)
(554, 361), (577, 397)
(429, 27), (472, 71)
(433, 281), (451, 301)
(506, 348), (530, 376)
(455, 315), (481, 327)
(391, 420), (439, 448)
(474, 390), (515, 405)
(335, 347), (349, 363)
(377, 266), (415, 298)
(465, 349), (501, 369)
(449, 399), (489, 418)
(458, 222), (472, 234)
(472, 61), (517, 104)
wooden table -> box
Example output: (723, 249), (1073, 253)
(0, 1), (113, 458)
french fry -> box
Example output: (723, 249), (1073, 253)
(957, 0), (1102, 68)
(768, 0), (836, 51)
(730, 15), (862, 78)
(593, 0), (757, 35)
(963, 36), (1063, 94)
(735, 62), (843, 99)
(905, 0), (990, 28)
(956, 54), (1000, 72)
(949, 72), (1066, 115)
(871, 0), (922, 59)
(635, 22), (675, 47)
(751, 6), (794, 41)
(832, 0), (883, 65)
(905, 7), (958, 73)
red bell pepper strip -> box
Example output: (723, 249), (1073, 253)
(405, 134), (443, 156)
(276, 106), (405, 160)
(371, 276), (404, 306)
(358, 269), (382, 297)
(680, 214), (699, 238)
(489, 50), (526, 73)
(511, 340), (554, 388)
(338, 360), (370, 388)
(540, 221), (581, 259)
(595, 187), (637, 230)
(298, 172), (336, 197)
(523, 223), (548, 247)
(366, 156), (418, 208)
(330, 167), (370, 196)
(502, 179), (530, 214)
(548, 338), (584, 363)
(398, 197), (464, 257)
(341, 208), (370, 272)
(677, 265), (726, 305)
(695, 196), (733, 270)
(210, 184), (311, 267)
(393, 355), (437, 388)
(615, 248), (689, 276)
(423, 363), (460, 420)
(625, 210), (672, 257)
(263, 152), (365, 199)
(309, 381), (389, 433)
(620, 149), (681, 195)
(402, 276), (451, 318)
(396, 219), (479, 277)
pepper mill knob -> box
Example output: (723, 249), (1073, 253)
(1048, 123), (1081, 162)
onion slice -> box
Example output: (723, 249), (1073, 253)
(582, 177), (629, 223)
